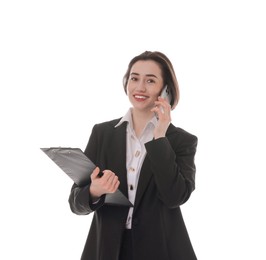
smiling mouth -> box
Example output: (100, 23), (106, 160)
(134, 95), (148, 101)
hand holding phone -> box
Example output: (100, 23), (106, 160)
(152, 85), (172, 138)
(160, 85), (171, 105)
(159, 85), (171, 114)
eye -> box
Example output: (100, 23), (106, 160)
(147, 79), (155, 83)
(130, 76), (138, 81)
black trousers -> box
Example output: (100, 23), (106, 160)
(119, 229), (133, 260)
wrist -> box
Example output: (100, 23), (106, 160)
(154, 129), (166, 139)
(89, 186), (102, 201)
(154, 133), (165, 139)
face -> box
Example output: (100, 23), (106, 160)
(127, 60), (164, 114)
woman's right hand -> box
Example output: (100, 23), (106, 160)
(89, 167), (120, 200)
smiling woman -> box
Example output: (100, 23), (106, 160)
(68, 51), (198, 260)
(123, 51), (180, 109)
(127, 60), (164, 112)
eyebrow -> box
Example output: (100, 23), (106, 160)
(130, 72), (158, 78)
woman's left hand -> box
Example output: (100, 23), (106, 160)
(151, 96), (171, 139)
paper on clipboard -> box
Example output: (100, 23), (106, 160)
(41, 147), (132, 207)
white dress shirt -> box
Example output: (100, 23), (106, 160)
(115, 108), (157, 229)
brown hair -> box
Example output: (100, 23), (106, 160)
(123, 51), (180, 109)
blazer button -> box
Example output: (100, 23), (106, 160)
(132, 218), (139, 226)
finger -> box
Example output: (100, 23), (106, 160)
(158, 96), (171, 104)
(106, 174), (118, 188)
(112, 180), (120, 192)
(104, 174), (119, 192)
(109, 179), (120, 193)
(155, 99), (171, 110)
(101, 171), (118, 188)
(102, 170), (113, 181)
(111, 175), (119, 186)
(152, 105), (165, 117)
(91, 167), (100, 180)
(156, 102), (171, 116)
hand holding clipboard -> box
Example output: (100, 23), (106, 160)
(41, 147), (132, 207)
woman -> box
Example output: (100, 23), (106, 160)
(69, 51), (198, 260)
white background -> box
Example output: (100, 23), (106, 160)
(1, 0), (265, 259)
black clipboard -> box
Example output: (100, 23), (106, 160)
(41, 147), (132, 207)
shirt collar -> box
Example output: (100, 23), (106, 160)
(115, 108), (158, 130)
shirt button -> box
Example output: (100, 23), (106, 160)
(129, 167), (135, 172)
(135, 150), (141, 157)
(129, 185), (134, 190)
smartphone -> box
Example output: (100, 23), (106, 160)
(156, 85), (172, 116)
(160, 85), (171, 104)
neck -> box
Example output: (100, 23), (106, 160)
(131, 109), (154, 138)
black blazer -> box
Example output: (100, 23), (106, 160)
(69, 118), (198, 260)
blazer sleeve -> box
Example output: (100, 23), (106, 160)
(145, 131), (198, 208)
(68, 124), (105, 215)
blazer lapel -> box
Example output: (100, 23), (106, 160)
(133, 124), (177, 210)
(108, 121), (129, 198)
(133, 154), (152, 210)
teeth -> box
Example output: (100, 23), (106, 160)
(135, 95), (147, 99)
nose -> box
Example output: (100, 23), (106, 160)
(135, 80), (146, 92)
